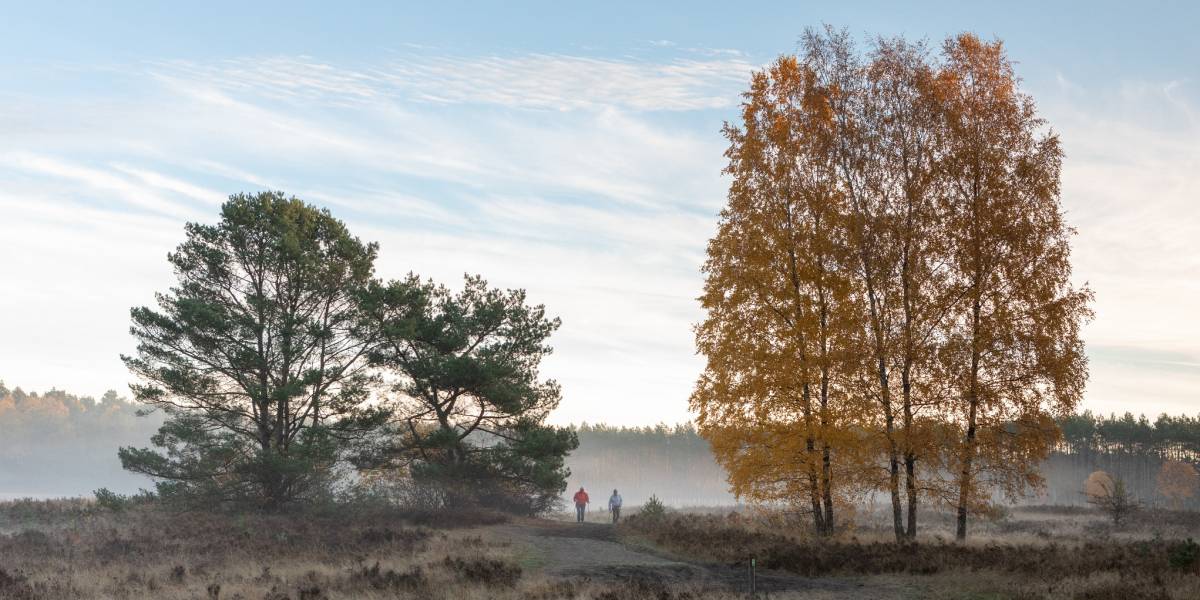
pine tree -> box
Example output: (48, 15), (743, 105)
(358, 274), (577, 515)
(119, 192), (385, 509)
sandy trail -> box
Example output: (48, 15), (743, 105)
(491, 519), (914, 598)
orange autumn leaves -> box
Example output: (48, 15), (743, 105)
(692, 28), (1091, 542)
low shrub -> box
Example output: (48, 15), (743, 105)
(0, 568), (35, 599)
(624, 512), (1196, 580)
(1070, 580), (1171, 600)
(1168, 538), (1199, 571)
(639, 495), (666, 520)
(441, 555), (522, 587)
(93, 488), (157, 513)
(352, 562), (428, 593)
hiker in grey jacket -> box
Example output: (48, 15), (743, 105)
(608, 489), (623, 524)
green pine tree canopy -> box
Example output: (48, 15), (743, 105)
(118, 191), (575, 511)
(357, 275), (577, 514)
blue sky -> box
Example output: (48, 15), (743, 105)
(1, 1), (1198, 425)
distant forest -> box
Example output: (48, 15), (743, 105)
(2, 381), (1198, 509)
(0, 382), (162, 497)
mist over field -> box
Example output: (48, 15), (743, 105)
(0, 384), (161, 499)
(4, 381), (1197, 514)
(0, 382), (733, 506)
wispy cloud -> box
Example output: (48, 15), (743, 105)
(0, 152), (211, 220)
(149, 52), (755, 112)
(3, 45), (1198, 426)
(0, 48), (744, 425)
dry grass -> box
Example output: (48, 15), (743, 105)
(0, 499), (750, 600)
(6, 498), (1200, 599)
(619, 508), (1200, 600)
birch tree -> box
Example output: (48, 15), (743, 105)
(934, 34), (1091, 540)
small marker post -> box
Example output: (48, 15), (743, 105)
(749, 557), (756, 597)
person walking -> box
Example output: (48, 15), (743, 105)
(573, 486), (590, 523)
(608, 489), (623, 524)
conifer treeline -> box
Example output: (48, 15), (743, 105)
(1058, 412), (1200, 460)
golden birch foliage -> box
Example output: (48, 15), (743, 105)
(798, 27), (959, 541)
(692, 54), (867, 519)
(934, 34), (1092, 537)
(693, 30), (1089, 541)
(1085, 470), (1115, 501)
(1157, 460), (1200, 507)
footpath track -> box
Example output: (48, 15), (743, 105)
(493, 519), (913, 598)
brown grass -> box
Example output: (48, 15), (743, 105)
(7, 498), (1200, 599)
(619, 510), (1200, 599)
(0, 499), (750, 600)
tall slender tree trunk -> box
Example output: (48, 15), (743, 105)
(807, 441), (826, 534)
(905, 454), (918, 539)
(886, 405), (904, 543)
(819, 369), (834, 534)
(956, 297), (982, 541)
(801, 383), (827, 534)
(866, 274), (903, 543)
(877, 339), (903, 542)
(818, 288), (835, 535)
(900, 231), (920, 541)
(902, 363), (917, 540)
(821, 442), (834, 533)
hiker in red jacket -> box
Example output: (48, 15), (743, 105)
(573, 487), (590, 522)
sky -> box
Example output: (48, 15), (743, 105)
(1, 1), (1198, 426)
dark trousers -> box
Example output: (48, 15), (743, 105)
(576, 504), (585, 522)
(611, 507), (621, 524)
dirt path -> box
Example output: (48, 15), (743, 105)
(492, 519), (914, 598)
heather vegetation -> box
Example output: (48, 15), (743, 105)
(617, 507), (1200, 599)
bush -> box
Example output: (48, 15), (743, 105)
(93, 487), (157, 513)
(1168, 538), (1200, 571)
(94, 488), (128, 512)
(1085, 474), (1140, 526)
(441, 556), (521, 587)
(0, 568), (36, 600)
(639, 495), (666, 520)
(1071, 580), (1171, 600)
(623, 512), (1194, 580)
(0, 497), (93, 524)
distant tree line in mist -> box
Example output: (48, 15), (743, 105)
(1040, 412), (1200, 509)
(562, 416), (1200, 510)
(2, 381), (1198, 511)
(0, 382), (161, 497)
(1057, 412), (1200, 459)
(563, 423), (734, 507)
